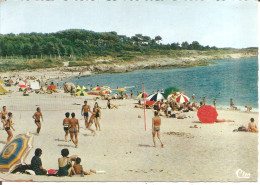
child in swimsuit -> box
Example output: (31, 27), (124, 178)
(5, 112), (15, 144)
(73, 157), (96, 176)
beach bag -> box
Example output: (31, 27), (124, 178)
(238, 126), (247, 132)
(48, 169), (56, 174)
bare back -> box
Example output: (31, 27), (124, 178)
(70, 118), (78, 128)
(153, 116), (161, 127)
(34, 112), (42, 121)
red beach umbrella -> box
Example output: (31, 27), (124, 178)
(146, 101), (156, 107)
(197, 105), (218, 124)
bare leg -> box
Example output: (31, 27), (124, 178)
(157, 131), (164, 148)
(1, 120), (5, 129)
(70, 132), (76, 145)
(94, 118), (98, 130)
(65, 130), (69, 142)
(36, 122), (41, 135)
(75, 132), (78, 148)
(152, 131), (156, 147)
(84, 116), (88, 128)
(88, 121), (96, 135)
(96, 117), (101, 131)
(6, 130), (13, 144)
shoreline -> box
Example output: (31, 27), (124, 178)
(0, 51), (257, 81)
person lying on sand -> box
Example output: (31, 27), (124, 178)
(57, 148), (77, 177)
(73, 157), (96, 176)
(152, 111), (164, 148)
(248, 118), (258, 133)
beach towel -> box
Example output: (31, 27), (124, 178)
(238, 126), (247, 132)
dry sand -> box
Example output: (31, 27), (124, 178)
(0, 86), (258, 182)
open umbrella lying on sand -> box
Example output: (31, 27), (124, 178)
(0, 133), (33, 173)
(76, 85), (88, 96)
(197, 105), (218, 124)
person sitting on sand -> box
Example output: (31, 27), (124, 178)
(0, 106), (8, 129)
(69, 113), (79, 148)
(57, 148), (77, 177)
(63, 112), (70, 142)
(248, 118), (258, 133)
(31, 148), (47, 175)
(5, 112), (15, 144)
(73, 157), (96, 176)
(107, 99), (118, 109)
(33, 107), (43, 135)
(245, 106), (252, 113)
(152, 111), (164, 148)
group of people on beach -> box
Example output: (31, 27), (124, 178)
(30, 148), (96, 176)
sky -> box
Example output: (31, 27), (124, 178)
(0, 0), (258, 48)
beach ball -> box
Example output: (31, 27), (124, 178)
(197, 105), (218, 124)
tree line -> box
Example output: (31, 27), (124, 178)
(0, 29), (217, 57)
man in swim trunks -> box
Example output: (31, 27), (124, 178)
(0, 106), (8, 129)
(152, 111), (163, 148)
(33, 107), (44, 135)
(81, 101), (91, 128)
(69, 113), (79, 148)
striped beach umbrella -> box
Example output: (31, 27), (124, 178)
(147, 92), (164, 101)
(137, 92), (148, 99)
(0, 134), (33, 173)
(175, 92), (190, 103)
(92, 86), (101, 91)
(76, 85), (88, 96)
(163, 87), (180, 99)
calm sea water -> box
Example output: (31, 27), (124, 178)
(61, 57), (258, 110)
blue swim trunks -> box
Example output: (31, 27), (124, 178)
(84, 112), (89, 117)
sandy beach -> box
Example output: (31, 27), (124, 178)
(0, 84), (257, 182)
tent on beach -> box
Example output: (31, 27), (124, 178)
(30, 81), (40, 90)
(0, 85), (10, 94)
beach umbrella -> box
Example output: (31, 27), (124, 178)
(47, 84), (56, 91)
(163, 87), (180, 99)
(146, 100), (156, 107)
(76, 85), (88, 96)
(23, 87), (31, 92)
(92, 86), (101, 91)
(137, 92), (148, 99)
(197, 105), (218, 124)
(117, 88), (127, 92)
(175, 92), (190, 103)
(0, 134), (33, 173)
(147, 92), (164, 101)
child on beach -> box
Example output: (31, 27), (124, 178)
(73, 157), (96, 176)
(5, 112), (15, 144)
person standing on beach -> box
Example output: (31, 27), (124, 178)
(69, 113), (79, 148)
(81, 101), (91, 129)
(63, 112), (70, 142)
(5, 112), (15, 144)
(203, 97), (206, 105)
(213, 98), (216, 109)
(192, 94), (195, 102)
(93, 102), (101, 131)
(130, 90), (133, 99)
(152, 111), (163, 148)
(0, 106), (8, 129)
(33, 107), (44, 135)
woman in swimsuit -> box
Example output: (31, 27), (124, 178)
(5, 112), (15, 144)
(63, 112), (70, 142)
(57, 148), (77, 177)
(93, 102), (101, 131)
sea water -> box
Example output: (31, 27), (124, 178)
(61, 57), (258, 111)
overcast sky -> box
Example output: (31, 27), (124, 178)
(0, 0), (258, 48)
